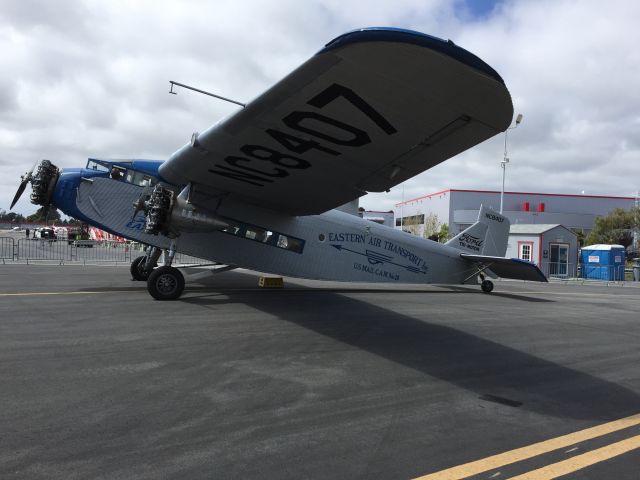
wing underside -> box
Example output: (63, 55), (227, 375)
(160, 28), (514, 215)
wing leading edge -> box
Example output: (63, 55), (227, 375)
(160, 27), (514, 215)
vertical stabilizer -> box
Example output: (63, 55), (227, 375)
(336, 198), (360, 216)
(446, 205), (510, 256)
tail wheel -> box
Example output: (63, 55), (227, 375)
(147, 266), (185, 300)
(130, 255), (155, 281)
(481, 279), (494, 293)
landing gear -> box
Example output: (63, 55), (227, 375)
(464, 264), (496, 294)
(130, 256), (150, 281)
(147, 266), (185, 300)
(145, 240), (185, 300)
(130, 246), (161, 281)
(481, 279), (494, 293)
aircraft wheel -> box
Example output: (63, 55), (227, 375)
(130, 255), (155, 281)
(147, 266), (185, 300)
(481, 279), (494, 293)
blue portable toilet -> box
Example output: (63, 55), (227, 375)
(581, 244), (626, 281)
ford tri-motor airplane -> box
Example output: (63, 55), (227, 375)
(11, 28), (546, 300)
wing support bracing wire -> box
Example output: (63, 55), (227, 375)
(463, 262), (494, 283)
(169, 81), (246, 107)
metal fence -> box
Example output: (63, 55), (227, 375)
(580, 263), (628, 282)
(539, 262), (578, 279)
(0, 237), (208, 265)
(539, 261), (634, 281)
(0, 237), (15, 262)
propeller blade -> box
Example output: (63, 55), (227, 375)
(10, 162), (38, 210)
(131, 185), (152, 220)
(10, 180), (28, 210)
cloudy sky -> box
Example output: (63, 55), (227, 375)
(2, 0), (639, 216)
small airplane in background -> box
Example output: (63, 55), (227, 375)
(11, 27), (546, 300)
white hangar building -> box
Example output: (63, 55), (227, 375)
(394, 189), (637, 236)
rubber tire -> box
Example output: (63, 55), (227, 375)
(481, 279), (494, 294)
(130, 255), (155, 281)
(147, 266), (185, 300)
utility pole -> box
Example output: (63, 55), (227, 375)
(500, 113), (523, 214)
(634, 191), (639, 254)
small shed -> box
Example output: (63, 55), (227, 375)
(506, 224), (579, 278)
(581, 244), (626, 281)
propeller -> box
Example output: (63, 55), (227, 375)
(10, 160), (60, 215)
(10, 162), (37, 209)
(132, 185), (153, 220)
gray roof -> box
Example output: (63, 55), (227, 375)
(509, 224), (562, 234)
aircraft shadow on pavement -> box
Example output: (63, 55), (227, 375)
(438, 285), (555, 303)
(183, 271), (640, 422)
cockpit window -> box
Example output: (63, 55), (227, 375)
(86, 159), (158, 186)
(86, 160), (110, 172)
(110, 166), (126, 180)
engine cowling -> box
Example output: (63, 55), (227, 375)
(30, 160), (60, 207)
(137, 184), (228, 237)
(10, 159), (60, 216)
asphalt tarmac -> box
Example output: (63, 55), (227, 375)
(1, 264), (639, 479)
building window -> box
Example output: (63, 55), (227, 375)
(519, 243), (533, 261)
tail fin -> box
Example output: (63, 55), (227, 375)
(445, 205), (510, 256)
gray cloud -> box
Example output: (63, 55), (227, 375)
(2, 0), (639, 216)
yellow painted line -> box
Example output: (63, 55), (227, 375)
(413, 413), (640, 480)
(509, 434), (640, 479)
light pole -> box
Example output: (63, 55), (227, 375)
(500, 113), (523, 214)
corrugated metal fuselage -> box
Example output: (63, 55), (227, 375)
(69, 176), (474, 285)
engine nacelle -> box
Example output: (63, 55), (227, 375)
(140, 184), (228, 237)
(30, 160), (60, 207)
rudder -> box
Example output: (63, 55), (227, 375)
(446, 205), (510, 256)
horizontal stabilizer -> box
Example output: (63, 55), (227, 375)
(461, 254), (548, 282)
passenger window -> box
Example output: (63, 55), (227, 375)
(276, 235), (288, 249)
(263, 231), (275, 244)
(220, 219), (304, 254)
(284, 237), (303, 253)
(123, 170), (157, 186)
